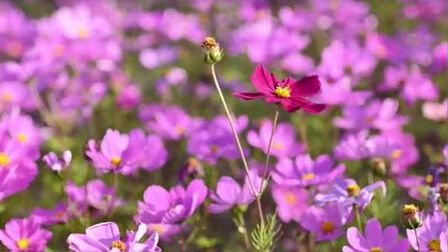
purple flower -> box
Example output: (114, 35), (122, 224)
(139, 105), (202, 141)
(316, 77), (372, 106)
(234, 65), (326, 113)
(299, 203), (345, 241)
(137, 179), (207, 240)
(247, 120), (304, 158)
(208, 169), (263, 213)
(422, 99), (447, 122)
(0, 81), (34, 112)
(68, 222), (161, 252)
(31, 202), (69, 226)
(406, 211), (447, 252)
(1, 111), (42, 148)
(272, 185), (309, 223)
(315, 178), (386, 212)
(379, 65), (438, 105)
(0, 218), (52, 252)
(139, 46), (178, 69)
(42, 150), (72, 172)
(187, 115), (247, 164)
(334, 99), (408, 132)
(272, 154), (345, 187)
(117, 84), (141, 110)
(343, 219), (409, 252)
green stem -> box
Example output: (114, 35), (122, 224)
(354, 205), (363, 232)
(258, 110), (279, 196)
(210, 64), (264, 226)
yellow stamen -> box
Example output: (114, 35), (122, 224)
(370, 248), (383, 252)
(110, 240), (126, 252)
(425, 174), (433, 185)
(274, 86), (291, 98)
(273, 142), (283, 150)
(302, 173), (315, 181)
(152, 224), (164, 234)
(0, 153), (10, 166)
(210, 145), (219, 154)
(1, 93), (12, 103)
(16, 238), (29, 250)
(402, 204), (418, 217)
(390, 149), (402, 159)
(321, 221), (334, 234)
(77, 27), (89, 39)
(346, 184), (360, 197)
(17, 133), (27, 143)
(110, 157), (121, 166)
(284, 193), (296, 205)
(428, 239), (441, 252)
(175, 125), (185, 135)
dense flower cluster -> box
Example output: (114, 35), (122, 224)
(0, 0), (446, 251)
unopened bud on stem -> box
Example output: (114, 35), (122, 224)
(202, 37), (224, 64)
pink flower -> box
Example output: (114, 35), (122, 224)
(0, 218), (52, 252)
(234, 65), (326, 113)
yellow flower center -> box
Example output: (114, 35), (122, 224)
(152, 224), (164, 234)
(110, 157), (122, 166)
(273, 142), (283, 150)
(77, 27), (89, 39)
(16, 238), (29, 250)
(175, 125), (185, 135)
(53, 44), (65, 56)
(425, 174), (434, 185)
(346, 184), (360, 197)
(274, 86), (291, 98)
(110, 240), (126, 252)
(370, 248), (383, 252)
(1, 93), (12, 103)
(210, 145), (219, 154)
(321, 221), (335, 234)
(17, 133), (27, 143)
(6, 41), (24, 57)
(284, 193), (296, 205)
(428, 239), (441, 252)
(302, 173), (315, 181)
(402, 204), (418, 217)
(390, 149), (402, 159)
(0, 153), (10, 166)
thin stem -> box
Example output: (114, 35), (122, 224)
(210, 64), (264, 226)
(354, 204), (363, 232)
(258, 109), (279, 196)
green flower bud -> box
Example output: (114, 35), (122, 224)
(202, 37), (224, 64)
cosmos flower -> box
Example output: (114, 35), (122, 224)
(272, 154), (345, 187)
(406, 211), (447, 252)
(42, 150), (72, 172)
(315, 178), (386, 213)
(271, 184), (309, 223)
(208, 169), (263, 213)
(343, 219), (409, 252)
(31, 202), (69, 226)
(247, 119), (304, 158)
(234, 65), (326, 113)
(0, 218), (52, 252)
(67, 222), (161, 252)
(137, 179), (207, 240)
(299, 203), (345, 241)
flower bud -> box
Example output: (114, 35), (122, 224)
(401, 204), (422, 229)
(370, 158), (388, 176)
(178, 157), (204, 183)
(202, 37), (224, 64)
(439, 183), (448, 203)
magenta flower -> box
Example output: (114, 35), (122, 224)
(0, 218), (52, 252)
(42, 150), (72, 172)
(137, 179), (207, 240)
(68, 222), (161, 252)
(406, 211), (447, 252)
(247, 120), (304, 158)
(234, 65), (326, 113)
(272, 154), (345, 187)
(31, 202), (69, 226)
(271, 185), (309, 223)
(208, 169), (263, 213)
(343, 219), (409, 252)
(299, 203), (345, 241)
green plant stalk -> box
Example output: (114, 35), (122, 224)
(354, 204), (363, 232)
(210, 64), (265, 227)
(258, 109), (279, 196)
